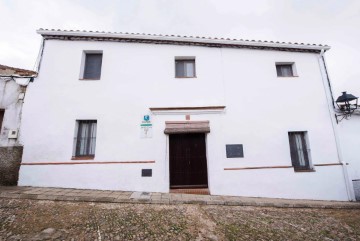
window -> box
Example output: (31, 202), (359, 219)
(82, 52), (103, 79)
(0, 109), (4, 131)
(73, 120), (97, 158)
(276, 63), (296, 77)
(288, 132), (312, 171)
(175, 58), (196, 78)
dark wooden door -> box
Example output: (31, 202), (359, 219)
(169, 133), (208, 188)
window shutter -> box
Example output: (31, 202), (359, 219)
(288, 133), (300, 167)
(175, 61), (185, 77)
(276, 64), (293, 77)
(84, 54), (102, 79)
(300, 133), (310, 169)
(0, 110), (4, 131)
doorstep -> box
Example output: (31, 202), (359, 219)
(170, 188), (210, 195)
(0, 186), (359, 209)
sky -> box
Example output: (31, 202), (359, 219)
(0, 0), (359, 96)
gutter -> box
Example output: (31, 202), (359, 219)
(318, 49), (355, 201)
(36, 29), (331, 52)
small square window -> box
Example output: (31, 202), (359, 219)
(81, 52), (103, 80)
(276, 63), (296, 77)
(288, 131), (312, 171)
(175, 58), (196, 78)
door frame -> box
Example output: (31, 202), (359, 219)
(166, 133), (210, 191)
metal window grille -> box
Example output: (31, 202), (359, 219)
(288, 132), (311, 170)
(74, 120), (97, 157)
(175, 59), (196, 77)
(276, 64), (293, 77)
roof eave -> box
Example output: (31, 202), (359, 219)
(36, 29), (331, 52)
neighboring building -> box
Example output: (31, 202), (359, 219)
(0, 64), (36, 185)
(335, 94), (360, 200)
(18, 29), (355, 201)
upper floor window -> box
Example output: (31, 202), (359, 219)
(81, 52), (103, 80)
(175, 57), (196, 78)
(288, 131), (312, 171)
(73, 120), (97, 159)
(276, 62), (297, 77)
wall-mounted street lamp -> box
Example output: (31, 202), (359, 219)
(335, 91), (358, 123)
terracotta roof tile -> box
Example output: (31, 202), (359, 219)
(0, 64), (37, 77)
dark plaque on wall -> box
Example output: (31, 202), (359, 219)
(142, 169), (152, 177)
(226, 144), (244, 158)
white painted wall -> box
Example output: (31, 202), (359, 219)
(338, 115), (360, 180)
(18, 39), (350, 200)
(0, 78), (24, 146)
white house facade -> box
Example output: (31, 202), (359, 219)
(18, 29), (355, 201)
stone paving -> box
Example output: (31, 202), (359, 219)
(1, 186), (360, 209)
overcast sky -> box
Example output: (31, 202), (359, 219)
(0, 0), (359, 96)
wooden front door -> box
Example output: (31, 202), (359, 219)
(169, 133), (208, 188)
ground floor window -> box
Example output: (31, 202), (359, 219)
(0, 109), (4, 131)
(288, 131), (312, 171)
(73, 120), (97, 158)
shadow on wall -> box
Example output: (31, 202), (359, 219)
(0, 146), (23, 185)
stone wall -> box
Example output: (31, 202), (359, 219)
(0, 146), (23, 185)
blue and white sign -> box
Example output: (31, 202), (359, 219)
(144, 115), (150, 121)
(141, 114), (152, 138)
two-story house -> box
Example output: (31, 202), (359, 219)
(18, 29), (355, 201)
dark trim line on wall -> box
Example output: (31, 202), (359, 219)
(150, 106), (226, 111)
(21, 161), (155, 165)
(224, 163), (343, 171)
(224, 166), (293, 171)
(313, 163), (343, 166)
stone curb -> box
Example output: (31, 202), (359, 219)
(1, 194), (360, 209)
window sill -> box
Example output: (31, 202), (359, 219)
(71, 156), (95, 160)
(294, 168), (315, 173)
(79, 78), (101, 81)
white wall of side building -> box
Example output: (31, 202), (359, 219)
(18, 38), (351, 201)
(0, 78), (24, 146)
(337, 115), (360, 199)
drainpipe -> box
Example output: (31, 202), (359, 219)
(318, 49), (355, 201)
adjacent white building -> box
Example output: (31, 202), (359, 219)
(0, 64), (36, 185)
(18, 29), (356, 201)
(338, 105), (360, 201)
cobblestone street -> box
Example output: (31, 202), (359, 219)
(1, 198), (360, 240)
